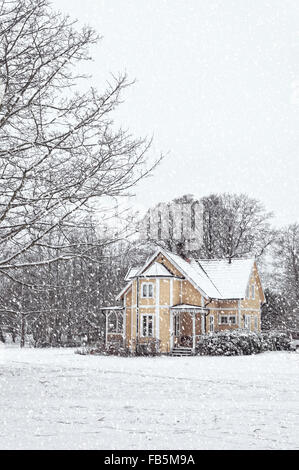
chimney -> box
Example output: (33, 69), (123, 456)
(176, 241), (190, 262)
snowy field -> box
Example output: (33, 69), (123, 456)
(0, 345), (298, 450)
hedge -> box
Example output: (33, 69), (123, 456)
(195, 329), (291, 356)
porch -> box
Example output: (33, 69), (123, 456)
(100, 306), (125, 349)
(170, 304), (208, 354)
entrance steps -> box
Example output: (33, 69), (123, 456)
(170, 347), (193, 357)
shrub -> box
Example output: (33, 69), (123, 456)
(196, 329), (291, 356)
(261, 330), (291, 352)
(136, 339), (161, 356)
(75, 339), (131, 356)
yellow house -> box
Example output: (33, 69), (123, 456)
(104, 248), (265, 355)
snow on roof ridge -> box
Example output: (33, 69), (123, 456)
(193, 257), (255, 262)
(161, 248), (220, 298)
(193, 259), (223, 297)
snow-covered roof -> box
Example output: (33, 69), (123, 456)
(117, 247), (256, 301)
(157, 249), (255, 299)
(124, 266), (142, 281)
(162, 250), (221, 298)
(198, 258), (255, 299)
(99, 306), (124, 310)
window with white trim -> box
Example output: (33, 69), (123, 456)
(141, 282), (154, 298)
(141, 315), (153, 337)
(220, 315), (236, 325)
(244, 315), (250, 330)
(209, 315), (214, 333)
(254, 316), (258, 331)
(251, 284), (255, 299)
(220, 315), (228, 324)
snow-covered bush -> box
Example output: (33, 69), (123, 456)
(196, 329), (291, 356)
(261, 330), (291, 352)
(76, 343), (131, 356)
(76, 338), (131, 356)
(136, 339), (161, 356)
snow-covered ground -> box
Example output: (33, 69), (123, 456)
(0, 345), (298, 450)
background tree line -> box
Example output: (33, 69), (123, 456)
(0, 191), (298, 346)
(0, 1), (297, 345)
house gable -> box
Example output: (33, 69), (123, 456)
(242, 261), (265, 306)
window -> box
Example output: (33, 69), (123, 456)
(220, 315), (236, 325)
(251, 284), (255, 300)
(244, 315), (250, 330)
(174, 315), (180, 337)
(141, 283), (154, 298)
(254, 316), (258, 331)
(209, 315), (214, 333)
(142, 315), (153, 337)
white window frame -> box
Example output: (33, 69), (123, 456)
(251, 284), (255, 300)
(220, 315), (236, 325)
(141, 282), (154, 298)
(220, 315), (228, 325)
(209, 315), (214, 333)
(244, 315), (250, 330)
(254, 316), (258, 331)
(141, 314), (154, 337)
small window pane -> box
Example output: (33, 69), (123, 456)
(142, 284), (147, 297)
(148, 316), (153, 337)
(142, 316), (147, 336)
(209, 315), (214, 332)
(148, 284), (153, 298)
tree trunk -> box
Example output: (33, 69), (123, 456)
(0, 327), (5, 343)
(20, 315), (26, 348)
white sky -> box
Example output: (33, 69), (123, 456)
(52, 0), (299, 226)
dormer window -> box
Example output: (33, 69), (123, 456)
(251, 284), (255, 299)
(141, 282), (154, 298)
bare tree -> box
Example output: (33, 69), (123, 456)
(262, 224), (299, 331)
(201, 193), (276, 261)
(0, 0), (159, 283)
(272, 224), (299, 301)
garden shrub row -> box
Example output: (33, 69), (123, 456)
(195, 329), (291, 356)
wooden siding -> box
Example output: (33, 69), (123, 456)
(121, 254), (263, 351)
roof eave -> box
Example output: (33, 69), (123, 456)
(116, 282), (132, 300)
